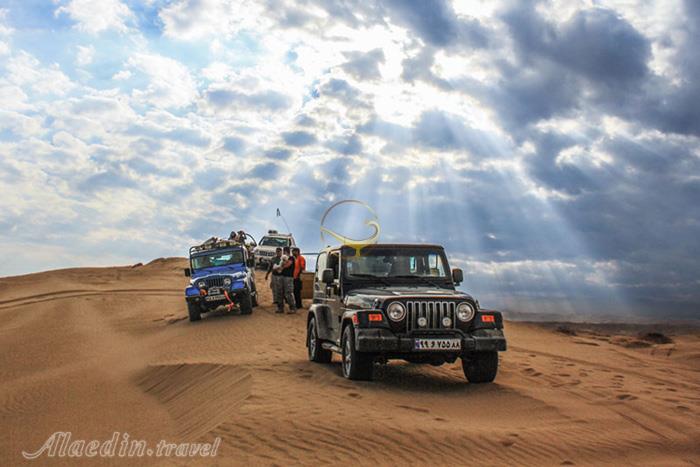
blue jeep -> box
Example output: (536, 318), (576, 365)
(184, 239), (258, 321)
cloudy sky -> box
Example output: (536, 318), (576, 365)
(0, 0), (698, 319)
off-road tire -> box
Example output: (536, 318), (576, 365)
(239, 291), (253, 315)
(341, 325), (373, 381)
(307, 316), (332, 363)
(462, 351), (498, 383)
(187, 301), (201, 322)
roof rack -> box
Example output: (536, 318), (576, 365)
(189, 238), (243, 256)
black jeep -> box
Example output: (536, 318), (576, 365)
(306, 244), (506, 382)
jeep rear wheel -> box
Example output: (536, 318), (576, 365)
(187, 302), (201, 322)
(462, 351), (498, 383)
(341, 326), (373, 381)
(239, 291), (253, 315)
(307, 317), (332, 363)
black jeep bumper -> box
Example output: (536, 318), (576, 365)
(186, 290), (244, 310)
(355, 328), (506, 354)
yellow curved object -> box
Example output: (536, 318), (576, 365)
(320, 200), (381, 255)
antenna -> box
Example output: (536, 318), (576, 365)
(276, 208), (292, 234)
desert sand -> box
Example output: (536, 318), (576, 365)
(0, 258), (698, 466)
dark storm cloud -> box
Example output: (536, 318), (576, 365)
(503, 4), (650, 87)
(357, 111), (499, 158)
(282, 130), (317, 147)
(413, 110), (496, 158)
(341, 49), (385, 80)
(316, 78), (369, 108)
(521, 128), (700, 313)
(326, 134), (362, 155)
(383, 0), (489, 48)
(77, 170), (138, 192)
(525, 131), (599, 196)
(265, 0), (314, 28)
(479, 62), (580, 133)
(267, 0), (489, 50)
(401, 47), (452, 90)
(265, 147), (292, 160)
(630, 0), (700, 137)
(247, 162), (281, 179)
(222, 136), (246, 154)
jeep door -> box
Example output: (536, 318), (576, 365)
(325, 251), (343, 341)
(313, 252), (333, 340)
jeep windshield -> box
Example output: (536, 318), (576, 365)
(342, 246), (450, 282)
(191, 249), (244, 270)
(259, 237), (290, 247)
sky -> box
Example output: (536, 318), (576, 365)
(0, 0), (698, 320)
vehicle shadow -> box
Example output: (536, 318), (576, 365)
(308, 360), (504, 395)
(195, 307), (251, 322)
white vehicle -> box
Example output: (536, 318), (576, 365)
(253, 230), (296, 269)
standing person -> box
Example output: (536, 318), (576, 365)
(292, 247), (306, 309)
(265, 248), (283, 311)
(279, 246), (296, 314)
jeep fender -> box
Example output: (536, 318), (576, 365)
(308, 304), (333, 341)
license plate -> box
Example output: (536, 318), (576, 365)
(209, 287), (221, 295)
(414, 338), (461, 351)
(205, 294), (226, 302)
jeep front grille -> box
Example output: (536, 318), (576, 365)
(406, 301), (457, 332)
(204, 277), (225, 288)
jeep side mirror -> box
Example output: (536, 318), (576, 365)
(184, 268), (191, 277)
(452, 268), (463, 285)
(246, 258), (255, 267)
(321, 268), (334, 285)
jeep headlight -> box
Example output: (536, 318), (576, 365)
(456, 302), (475, 322)
(196, 281), (206, 289)
(223, 277), (232, 286)
(386, 302), (406, 321)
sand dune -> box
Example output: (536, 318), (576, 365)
(0, 258), (698, 465)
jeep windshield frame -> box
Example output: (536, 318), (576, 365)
(190, 248), (245, 271)
(259, 236), (291, 247)
(340, 245), (454, 289)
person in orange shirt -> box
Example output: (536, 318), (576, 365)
(292, 248), (306, 309)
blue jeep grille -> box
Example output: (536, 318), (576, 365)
(205, 277), (225, 288)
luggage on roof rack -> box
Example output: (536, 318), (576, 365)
(189, 238), (243, 256)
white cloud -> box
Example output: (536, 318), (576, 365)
(0, 8), (13, 37)
(126, 52), (198, 108)
(111, 69), (132, 80)
(75, 44), (95, 66)
(55, 0), (133, 34)
(4, 51), (76, 96)
(159, 0), (263, 40)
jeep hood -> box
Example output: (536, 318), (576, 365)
(191, 264), (246, 279)
(345, 286), (473, 309)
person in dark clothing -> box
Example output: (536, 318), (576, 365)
(279, 246), (296, 314)
(292, 247), (305, 309)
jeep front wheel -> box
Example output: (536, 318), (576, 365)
(239, 292), (253, 315)
(462, 351), (498, 383)
(187, 301), (201, 322)
(341, 325), (373, 381)
(307, 317), (332, 363)
(251, 287), (258, 307)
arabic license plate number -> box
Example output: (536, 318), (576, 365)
(414, 338), (461, 351)
(205, 294), (226, 302)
